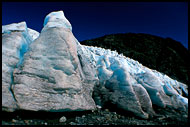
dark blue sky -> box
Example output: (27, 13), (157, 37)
(2, 2), (188, 48)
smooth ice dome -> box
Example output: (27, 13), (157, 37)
(42, 10), (72, 31)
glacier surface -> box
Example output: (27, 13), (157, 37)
(42, 11), (72, 32)
(2, 21), (35, 111)
(2, 10), (188, 119)
(79, 45), (188, 118)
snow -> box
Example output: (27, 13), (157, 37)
(42, 10), (72, 31)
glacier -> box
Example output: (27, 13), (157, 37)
(2, 21), (39, 111)
(2, 11), (188, 119)
(79, 45), (188, 118)
(42, 11), (72, 32)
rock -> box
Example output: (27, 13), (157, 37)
(183, 115), (188, 118)
(121, 116), (125, 119)
(16, 116), (20, 120)
(113, 115), (118, 120)
(12, 119), (17, 123)
(105, 109), (109, 112)
(59, 116), (67, 123)
(96, 105), (102, 109)
(75, 117), (80, 122)
(96, 117), (101, 121)
(158, 116), (166, 120)
(24, 120), (29, 124)
(69, 122), (76, 125)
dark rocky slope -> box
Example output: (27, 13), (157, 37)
(2, 106), (188, 125)
(81, 33), (190, 86)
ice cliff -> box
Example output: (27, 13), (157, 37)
(2, 11), (188, 119)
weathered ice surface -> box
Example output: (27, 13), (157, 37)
(11, 11), (97, 112)
(2, 22), (34, 111)
(2, 11), (188, 119)
(27, 28), (40, 41)
(84, 46), (188, 119)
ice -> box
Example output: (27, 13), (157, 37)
(2, 21), (37, 111)
(27, 28), (40, 41)
(2, 21), (40, 41)
(177, 95), (188, 105)
(16, 32), (32, 67)
(2, 22), (36, 83)
(42, 11), (72, 31)
(80, 44), (188, 109)
(2, 10), (188, 115)
(2, 22), (27, 34)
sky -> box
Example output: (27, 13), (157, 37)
(2, 2), (188, 49)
